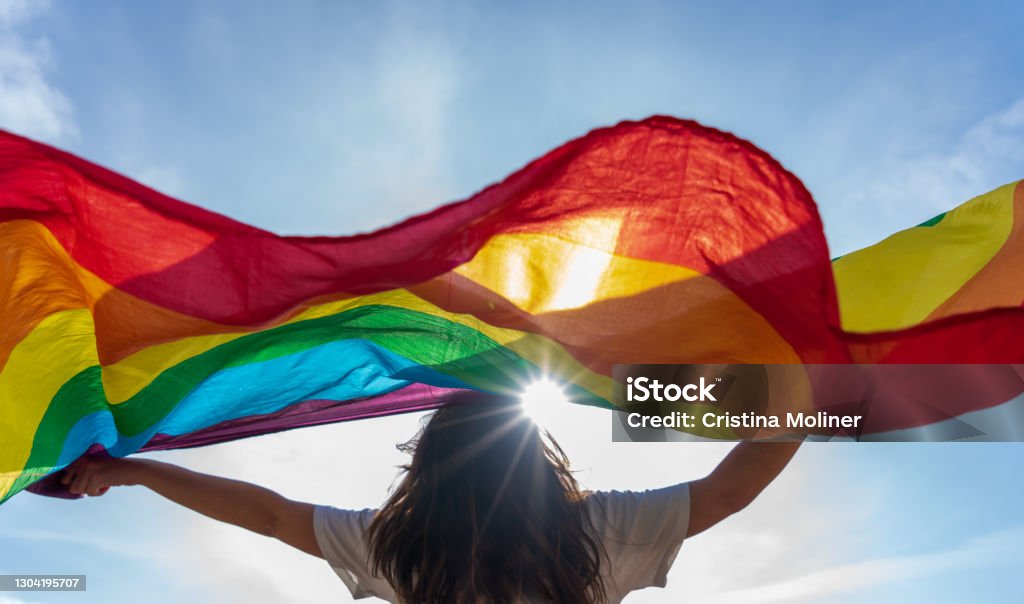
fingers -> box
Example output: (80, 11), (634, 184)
(85, 478), (108, 497)
(65, 459), (104, 496)
(60, 458), (84, 486)
(70, 464), (92, 495)
(62, 458), (121, 497)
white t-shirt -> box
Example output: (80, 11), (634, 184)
(313, 482), (691, 603)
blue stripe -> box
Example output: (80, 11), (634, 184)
(54, 339), (475, 466)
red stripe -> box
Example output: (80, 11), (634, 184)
(0, 118), (831, 330)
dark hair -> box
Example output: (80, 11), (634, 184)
(367, 391), (607, 603)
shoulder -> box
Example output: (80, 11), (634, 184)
(314, 505), (376, 535)
(583, 483), (692, 594)
(585, 482), (691, 536)
(312, 506), (377, 567)
(312, 506), (394, 600)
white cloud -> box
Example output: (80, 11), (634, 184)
(702, 524), (1024, 604)
(871, 97), (1024, 216)
(0, 0), (75, 144)
(0, 526), (176, 562)
(823, 96), (1024, 255)
(0, 0), (47, 25)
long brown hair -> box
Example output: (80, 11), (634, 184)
(367, 391), (607, 603)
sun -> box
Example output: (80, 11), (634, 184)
(519, 377), (569, 427)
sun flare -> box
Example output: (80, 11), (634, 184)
(519, 377), (570, 427)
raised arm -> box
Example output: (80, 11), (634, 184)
(61, 457), (323, 557)
(686, 441), (801, 538)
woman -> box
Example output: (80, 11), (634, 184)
(61, 392), (800, 602)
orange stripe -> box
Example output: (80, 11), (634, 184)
(926, 180), (1024, 319)
(0, 220), (365, 368)
(411, 270), (801, 371)
(0, 221), (92, 371)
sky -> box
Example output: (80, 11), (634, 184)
(1, 0), (1023, 602)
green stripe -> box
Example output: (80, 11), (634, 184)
(916, 212), (947, 227)
(13, 305), (610, 502)
(7, 366), (105, 499)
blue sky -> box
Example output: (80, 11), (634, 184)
(1, 1), (1023, 602)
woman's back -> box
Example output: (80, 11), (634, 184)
(315, 480), (692, 603)
(361, 394), (609, 603)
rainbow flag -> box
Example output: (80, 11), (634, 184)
(1, 117), (1022, 503)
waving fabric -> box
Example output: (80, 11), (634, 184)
(1, 117), (1021, 502)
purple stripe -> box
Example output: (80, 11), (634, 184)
(26, 384), (470, 499)
(142, 383), (468, 450)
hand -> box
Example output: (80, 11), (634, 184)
(60, 457), (144, 497)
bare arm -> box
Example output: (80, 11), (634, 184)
(686, 441), (801, 538)
(61, 457), (323, 558)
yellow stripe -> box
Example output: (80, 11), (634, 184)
(454, 219), (702, 314)
(833, 182), (1017, 332)
(96, 288), (613, 404)
(450, 229), (800, 365)
(0, 221), (114, 366)
(0, 310), (98, 500)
